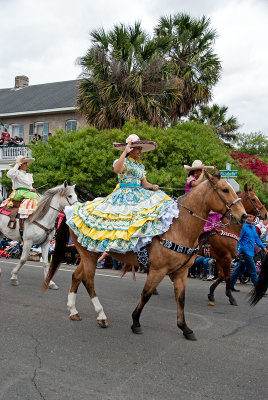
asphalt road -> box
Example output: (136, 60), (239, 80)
(0, 259), (267, 400)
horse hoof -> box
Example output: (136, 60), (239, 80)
(131, 325), (143, 334)
(11, 278), (19, 286)
(183, 331), (197, 341)
(48, 283), (59, 290)
(208, 301), (215, 306)
(97, 319), (108, 328)
(229, 298), (238, 306)
(70, 313), (82, 321)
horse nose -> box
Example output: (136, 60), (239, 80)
(241, 213), (247, 223)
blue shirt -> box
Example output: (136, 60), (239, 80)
(237, 222), (265, 256)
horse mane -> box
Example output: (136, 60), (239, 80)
(28, 184), (66, 223)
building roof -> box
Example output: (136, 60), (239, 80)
(0, 80), (80, 116)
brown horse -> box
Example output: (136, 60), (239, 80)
(200, 184), (268, 306)
(43, 173), (247, 340)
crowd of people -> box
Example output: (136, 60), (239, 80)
(0, 131), (25, 146)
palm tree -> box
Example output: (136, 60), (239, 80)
(155, 13), (222, 119)
(77, 22), (180, 129)
(189, 104), (240, 141)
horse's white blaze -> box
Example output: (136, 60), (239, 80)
(91, 296), (107, 320)
(67, 292), (78, 316)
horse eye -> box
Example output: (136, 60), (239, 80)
(68, 195), (72, 198)
(222, 188), (229, 193)
(252, 198), (256, 202)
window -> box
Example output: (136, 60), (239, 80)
(29, 122), (49, 142)
(11, 124), (24, 138)
(66, 120), (77, 133)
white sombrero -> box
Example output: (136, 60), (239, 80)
(113, 134), (157, 153)
(10, 157), (35, 167)
(184, 160), (214, 171)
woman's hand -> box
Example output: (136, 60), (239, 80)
(152, 184), (159, 191)
(124, 141), (133, 154)
(17, 156), (24, 165)
(30, 188), (36, 192)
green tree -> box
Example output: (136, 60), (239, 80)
(189, 104), (239, 141)
(155, 13), (221, 118)
(77, 13), (222, 129)
(77, 22), (180, 129)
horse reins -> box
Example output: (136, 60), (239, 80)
(245, 191), (265, 217)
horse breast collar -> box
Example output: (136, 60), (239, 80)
(159, 238), (199, 255)
(216, 229), (239, 241)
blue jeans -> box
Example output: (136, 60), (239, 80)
(194, 257), (213, 277)
(231, 252), (258, 287)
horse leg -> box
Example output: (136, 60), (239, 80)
(172, 268), (197, 340)
(217, 255), (237, 306)
(82, 266), (108, 328)
(208, 276), (223, 305)
(40, 241), (58, 290)
(67, 262), (84, 321)
(10, 240), (32, 286)
(131, 268), (167, 334)
(224, 263), (238, 306)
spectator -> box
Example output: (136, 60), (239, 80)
(48, 238), (56, 262)
(0, 237), (12, 250)
(190, 255), (215, 280)
(63, 234), (77, 265)
(231, 214), (268, 291)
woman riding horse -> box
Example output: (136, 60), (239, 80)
(2, 155), (39, 216)
(65, 134), (179, 254)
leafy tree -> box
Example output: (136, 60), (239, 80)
(155, 13), (221, 118)
(77, 22), (180, 129)
(188, 104), (239, 141)
(77, 13), (221, 128)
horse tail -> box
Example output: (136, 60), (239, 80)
(249, 252), (268, 305)
(42, 216), (69, 291)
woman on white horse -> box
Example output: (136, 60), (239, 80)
(2, 155), (39, 216)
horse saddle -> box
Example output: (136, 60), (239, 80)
(1, 200), (21, 229)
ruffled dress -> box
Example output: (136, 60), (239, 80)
(66, 157), (179, 253)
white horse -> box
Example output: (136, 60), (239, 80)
(0, 181), (77, 288)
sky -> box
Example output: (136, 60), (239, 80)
(1, 0), (268, 136)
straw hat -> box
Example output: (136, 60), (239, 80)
(10, 156), (35, 167)
(184, 159), (214, 172)
(113, 134), (157, 153)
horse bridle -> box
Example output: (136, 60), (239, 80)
(245, 190), (264, 217)
(204, 171), (242, 222)
(33, 194), (77, 244)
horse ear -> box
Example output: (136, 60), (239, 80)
(63, 180), (68, 188)
(209, 172), (220, 184)
(244, 183), (248, 192)
(72, 184), (76, 189)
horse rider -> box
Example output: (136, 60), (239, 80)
(1, 155), (39, 216)
(184, 159), (214, 193)
(65, 134), (179, 255)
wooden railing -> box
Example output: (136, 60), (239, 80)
(0, 146), (31, 160)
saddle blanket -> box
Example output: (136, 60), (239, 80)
(0, 208), (11, 216)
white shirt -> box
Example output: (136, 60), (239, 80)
(7, 163), (34, 190)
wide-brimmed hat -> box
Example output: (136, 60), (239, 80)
(113, 134), (157, 153)
(10, 157), (35, 167)
(184, 159), (214, 172)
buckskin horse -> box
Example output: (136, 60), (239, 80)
(43, 173), (247, 340)
(199, 184), (268, 306)
(0, 182), (77, 288)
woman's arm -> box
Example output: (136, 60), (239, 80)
(113, 142), (133, 174)
(190, 167), (206, 187)
(141, 177), (159, 191)
(6, 156), (24, 179)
